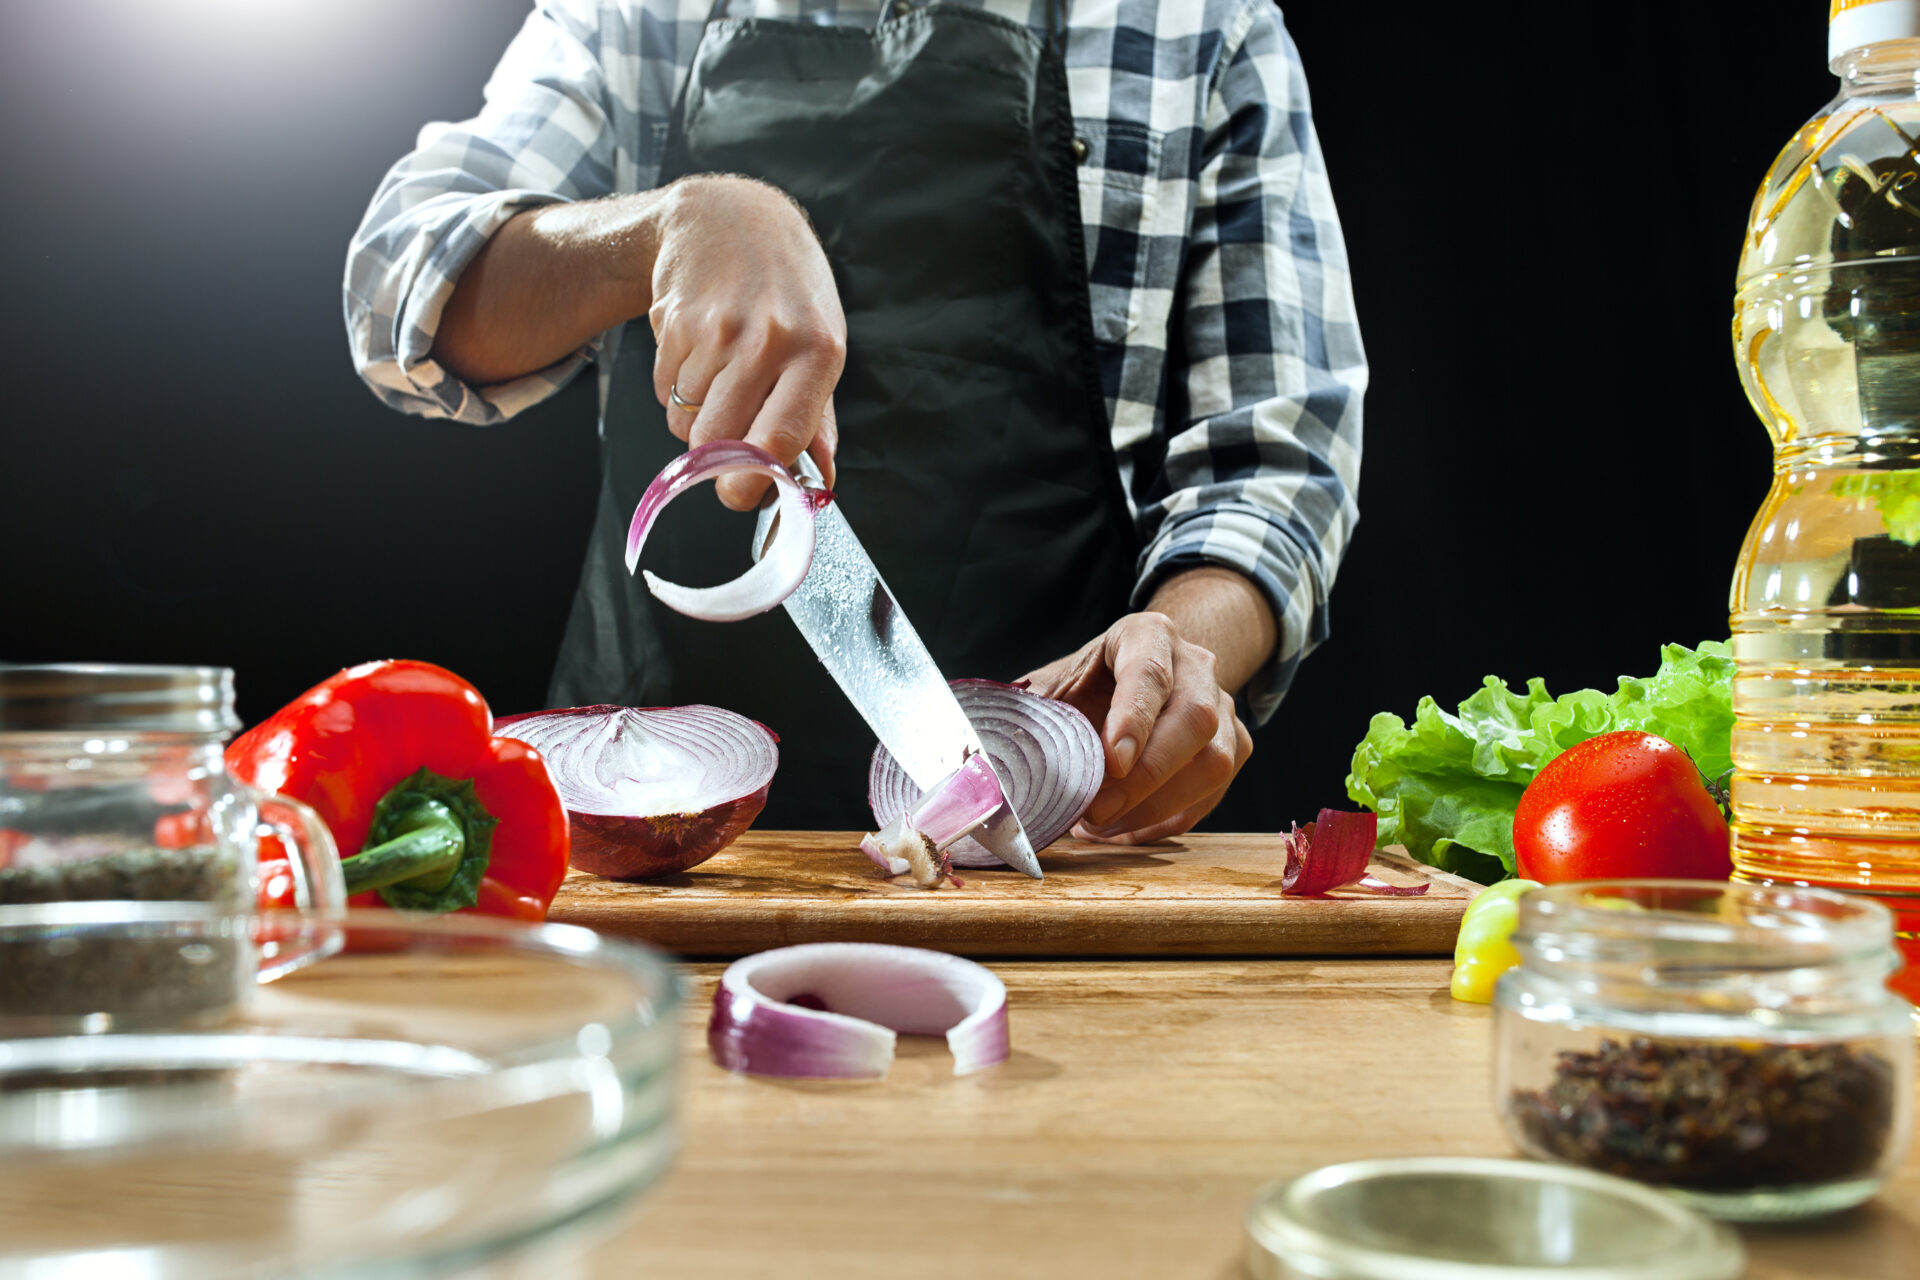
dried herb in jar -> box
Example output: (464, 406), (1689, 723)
(1510, 1036), (1895, 1190)
(0, 846), (244, 1026)
(0, 845), (239, 906)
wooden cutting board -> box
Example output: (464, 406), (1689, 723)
(545, 831), (1483, 958)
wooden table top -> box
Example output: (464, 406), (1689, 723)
(582, 957), (1919, 1280)
(548, 832), (1482, 958)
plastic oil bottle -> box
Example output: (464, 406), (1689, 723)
(1731, 0), (1920, 1002)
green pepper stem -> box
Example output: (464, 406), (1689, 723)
(340, 799), (466, 895)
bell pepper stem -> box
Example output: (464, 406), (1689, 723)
(340, 799), (466, 895)
(337, 769), (500, 912)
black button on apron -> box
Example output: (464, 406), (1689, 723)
(550, 4), (1139, 829)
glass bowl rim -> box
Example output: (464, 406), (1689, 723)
(0, 906), (683, 1158)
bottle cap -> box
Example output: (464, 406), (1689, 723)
(1244, 1158), (1746, 1280)
(1831, 0), (1920, 68)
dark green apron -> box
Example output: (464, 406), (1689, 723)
(550, 2), (1139, 829)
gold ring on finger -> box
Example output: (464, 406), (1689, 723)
(669, 383), (703, 413)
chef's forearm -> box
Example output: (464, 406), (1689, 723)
(1143, 566), (1279, 698)
(431, 192), (669, 386)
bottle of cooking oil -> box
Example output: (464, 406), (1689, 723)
(1731, 0), (1920, 1002)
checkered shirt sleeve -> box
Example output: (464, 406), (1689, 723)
(343, 0), (631, 424)
(1125, 2), (1365, 724)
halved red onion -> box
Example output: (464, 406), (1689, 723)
(1281, 808), (1428, 897)
(860, 753), (1004, 888)
(708, 943), (1009, 1079)
(625, 440), (828, 622)
(869, 680), (1101, 869)
(496, 705), (777, 879)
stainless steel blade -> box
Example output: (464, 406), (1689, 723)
(754, 465), (1040, 878)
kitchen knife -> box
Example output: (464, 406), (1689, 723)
(754, 458), (1041, 879)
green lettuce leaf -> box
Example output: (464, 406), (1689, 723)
(1345, 641), (1734, 881)
(1832, 471), (1920, 546)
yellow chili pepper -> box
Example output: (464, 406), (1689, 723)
(1449, 878), (1542, 1003)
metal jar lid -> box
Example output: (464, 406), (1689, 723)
(0, 665), (241, 736)
(1245, 1157), (1745, 1280)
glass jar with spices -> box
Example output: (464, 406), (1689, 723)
(1493, 879), (1913, 1221)
(0, 665), (345, 1033)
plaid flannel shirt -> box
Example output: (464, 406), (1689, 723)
(344, 0), (1365, 723)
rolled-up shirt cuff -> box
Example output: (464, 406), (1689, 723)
(1131, 502), (1330, 727)
(347, 188), (594, 425)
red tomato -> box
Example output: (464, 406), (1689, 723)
(1513, 730), (1731, 883)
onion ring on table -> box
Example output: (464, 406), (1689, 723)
(707, 943), (1010, 1079)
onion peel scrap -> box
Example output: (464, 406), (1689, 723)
(860, 753), (1003, 889)
(1280, 808), (1427, 897)
(708, 943), (1010, 1079)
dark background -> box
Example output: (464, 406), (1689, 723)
(0, 2), (1825, 831)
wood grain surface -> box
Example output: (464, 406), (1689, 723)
(582, 958), (1919, 1280)
(546, 831), (1482, 958)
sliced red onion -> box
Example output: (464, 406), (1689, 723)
(1280, 808), (1428, 897)
(869, 680), (1101, 869)
(496, 704), (777, 879)
(625, 440), (827, 622)
(860, 753), (1004, 888)
(708, 943), (1009, 1079)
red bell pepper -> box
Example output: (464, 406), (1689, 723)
(228, 660), (569, 919)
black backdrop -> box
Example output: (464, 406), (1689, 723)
(0, 2), (1829, 832)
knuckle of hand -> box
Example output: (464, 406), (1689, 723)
(1182, 642), (1218, 683)
(1133, 655), (1176, 701)
(1179, 696), (1221, 742)
(1200, 742), (1237, 789)
(793, 321), (846, 370)
(707, 308), (746, 349)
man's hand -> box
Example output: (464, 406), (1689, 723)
(1023, 613), (1252, 843)
(648, 176), (844, 509)
(432, 175), (843, 509)
(1019, 567), (1276, 844)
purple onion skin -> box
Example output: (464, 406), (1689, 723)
(566, 783), (770, 879)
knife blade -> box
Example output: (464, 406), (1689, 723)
(754, 459), (1041, 879)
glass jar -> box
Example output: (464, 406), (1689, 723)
(0, 664), (345, 1032)
(1494, 880), (1914, 1221)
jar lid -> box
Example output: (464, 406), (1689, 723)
(0, 665), (240, 736)
(1244, 1157), (1744, 1280)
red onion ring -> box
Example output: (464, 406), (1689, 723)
(625, 440), (826, 622)
(496, 705), (777, 879)
(708, 943), (1009, 1079)
(868, 680), (1101, 869)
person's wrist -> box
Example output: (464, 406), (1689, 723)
(1143, 566), (1277, 696)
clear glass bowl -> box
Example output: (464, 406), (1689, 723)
(0, 909), (681, 1278)
(1495, 880), (1914, 1221)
